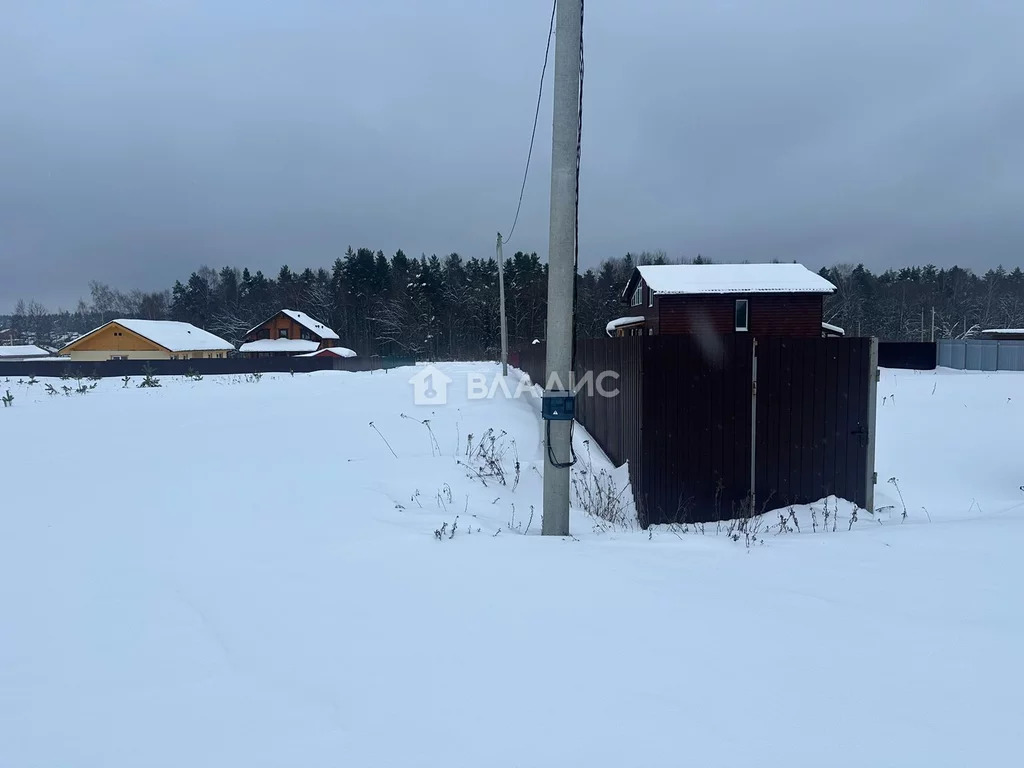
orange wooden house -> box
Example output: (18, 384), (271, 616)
(239, 310), (342, 358)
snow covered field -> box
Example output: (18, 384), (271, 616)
(1, 364), (1022, 766)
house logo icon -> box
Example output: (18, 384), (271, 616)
(409, 365), (454, 406)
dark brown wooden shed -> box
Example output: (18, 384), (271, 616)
(610, 263), (837, 339)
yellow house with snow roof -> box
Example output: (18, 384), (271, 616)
(58, 320), (235, 361)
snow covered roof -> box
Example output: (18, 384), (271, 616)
(115, 319), (234, 351)
(0, 344), (52, 358)
(281, 310), (339, 340)
(246, 310), (339, 340)
(981, 328), (1024, 335)
(606, 316), (646, 336)
(296, 346), (357, 358)
(239, 339), (321, 353)
(822, 322), (846, 336)
(61, 320), (234, 354)
(629, 264), (836, 297)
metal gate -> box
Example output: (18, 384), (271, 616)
(752, 337), (877, 515)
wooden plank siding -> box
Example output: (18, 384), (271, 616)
(65, 322), (164, 354)
(244, 312), (337, 349)
(59, 322), (230, 361)
(655, 293), (823, 337)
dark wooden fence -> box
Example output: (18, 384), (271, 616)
(878, 341), (936, 370)
(0, 354), (416, 379)
(515, 336), (877, 526)
(753, 338), (876, 514)
(572, 338), (644, 481)
(643, 336), (754, 522)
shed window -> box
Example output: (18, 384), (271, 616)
(735, 299), (749, 332)
(300, 330), (313, 341)
(649, 289), (654, 308)
(278, 328), (290, 339)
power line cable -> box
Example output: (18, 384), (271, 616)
(501, 0), (557, 246)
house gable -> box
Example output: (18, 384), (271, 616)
(618, 271), (658, 332)
(60, 322), (167, 355)
(621, 270), (646, 304)
(244, 310), (339, 350)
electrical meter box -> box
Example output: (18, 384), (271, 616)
(541, 391), (575, 421)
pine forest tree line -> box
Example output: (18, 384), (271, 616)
(4, 249), (1024, 356)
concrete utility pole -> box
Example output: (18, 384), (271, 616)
(542, 0), (582, 537)
(496, 233), (509, 376)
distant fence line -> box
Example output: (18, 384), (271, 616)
(877, 342), (936, 370)
(0, 355), (416, 379)
(938, 340), (1024, 371)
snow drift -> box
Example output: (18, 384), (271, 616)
(0, 363), (1022, 767)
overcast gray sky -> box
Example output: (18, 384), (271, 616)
(2, 0), (1022, 312)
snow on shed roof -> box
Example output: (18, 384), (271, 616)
(822, 322), (846, 336)
(981, 328), (1024, 335)
(606, 316), (646, 336)
(246, 310), (339, 340)
(295, 346), (357, 358)
(62, 320), (234, 353)
(239, 339), (321, 353)
(0, 344), (51, 358)
(633, 263), (836, 296)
